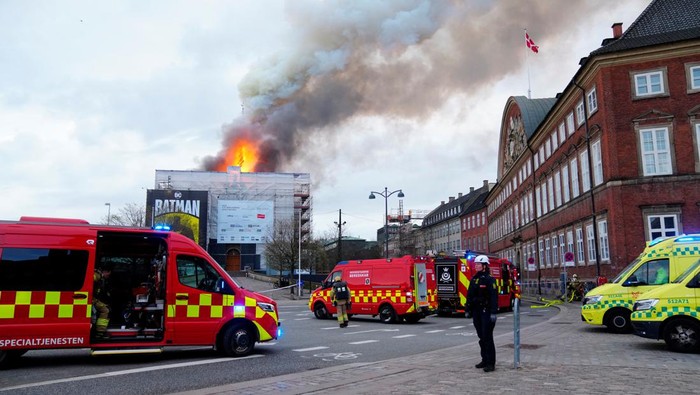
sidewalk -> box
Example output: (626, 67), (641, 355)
(179, 298), (700, 395)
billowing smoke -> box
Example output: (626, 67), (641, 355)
(201, 0), (616, 174)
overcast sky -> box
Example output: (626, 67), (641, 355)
(0, 0), (652, 241)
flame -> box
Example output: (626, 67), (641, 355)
(217, 136), (260, 173)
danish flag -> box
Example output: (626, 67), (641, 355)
(525, 31), (539, 53)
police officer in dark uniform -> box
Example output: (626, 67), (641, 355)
(466, 255), (498, 372)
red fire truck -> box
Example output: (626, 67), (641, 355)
(309, 256), (437, 323)
(434, 253), (520, 316)
(0, 217), (280, 369)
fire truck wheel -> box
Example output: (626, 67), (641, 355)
(604, 308), (632, 334)
(378, 304), (397, 324)
(313, 303), (330, 319)
(222, 324), (256, 357)
(663, 318), (700, 353)
(0, 349), (25, 370)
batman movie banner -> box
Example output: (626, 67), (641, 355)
(146, 190), (208, 247)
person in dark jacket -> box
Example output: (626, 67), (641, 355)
(466, 255), (498, 372)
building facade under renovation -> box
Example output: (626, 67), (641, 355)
(145, 166), (311, 274)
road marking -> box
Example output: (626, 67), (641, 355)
(294, 317), (311, 321)
(348, 340), (379, 345)
(392, 334), (416, 339)
(296, 313), (309, 316)
(0, 355), (263, 392)
(293, 346), (329, 352)
(321, 324), (359, 330)
(345, 329), (399, 335)
(425, 330), (444, 333)
(449, 326), (466, 329)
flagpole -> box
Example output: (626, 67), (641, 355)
(525, 28), (531, 99)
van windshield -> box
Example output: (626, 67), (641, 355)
(612, 255), (642, 284)
(672, 259), (700, 284)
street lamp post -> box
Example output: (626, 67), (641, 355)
(105, 202), (111, 225)
(369, 187), (404, 258)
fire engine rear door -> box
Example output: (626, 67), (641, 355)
(414, 263), (429, 307)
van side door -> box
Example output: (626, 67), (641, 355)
(0, 247), (92, 346)
(624, 259), (670, 301)
(169, 254), (232, 344)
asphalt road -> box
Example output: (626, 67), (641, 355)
(0, 299), (555, 394)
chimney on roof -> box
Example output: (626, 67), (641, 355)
(449, 196), (455, 202)
(470, 187), (475, 192)
(458, 193), (463, 198)
(612, 22), (623, 39)
(441, 201), (445, 205)
(483, 179), (489, 187)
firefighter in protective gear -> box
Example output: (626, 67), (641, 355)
(330, 275), (351, 328)
(93, 265), (113, 339)
(466, 255), (498, 372)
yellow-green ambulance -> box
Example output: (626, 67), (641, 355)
(581, 235), (700, 333)
(631, 257), (700, 352)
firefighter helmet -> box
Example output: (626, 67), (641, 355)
(474, 255), (489, 264)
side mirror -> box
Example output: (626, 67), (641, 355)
(216, 278), (234, 294)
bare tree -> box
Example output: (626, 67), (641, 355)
(264, 218), (301, 280)
(102, 203), (146, 227)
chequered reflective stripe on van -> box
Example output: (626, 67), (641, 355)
(671, 246), (700, 256)
(0, 291), (90, 319)
(631, 306), (700, 320)
(168, 293), (237, 318)
(581, 298), (633, 311)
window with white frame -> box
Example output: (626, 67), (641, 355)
(567, 113), (575, 136)
(554, 170), (562, 207)
(570, 157), (580, 198)
(536, 186), (542, 217)
(587, 86), (598, 115)
(545, 238), (551, 267)
(696, 124), (700, 162)
(598, 220), (610, 261)
(547, 176), (554, 211)
(542, 182), (548, 214)
(586, 224), (596, 263)
(559, 234), (566, 264)
(538, 240), (544, 268)
(528, 192), (533, 222)
(559, 122), (566, 143)
(592, 139), (603, 186)
(576, 101), (585, 126)
(634, 70), (665, 97)
(545, 139), (551, 158)
(552, 235), (559, 267)
(481, 212), (485, 224)
(647, 214), (679, 240)
(639, 127), (672, 176)
(576, 227), (585, 264)
(566, 230), (574, 259)
(689, 65), (700, 91)
(580, 149), (591, 192)
(551, 131), (558, 150)
(562, 164), (570, 203)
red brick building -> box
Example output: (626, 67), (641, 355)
(486, 0), (700, 296)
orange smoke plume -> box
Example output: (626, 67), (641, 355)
(216, 135), (260, 173)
